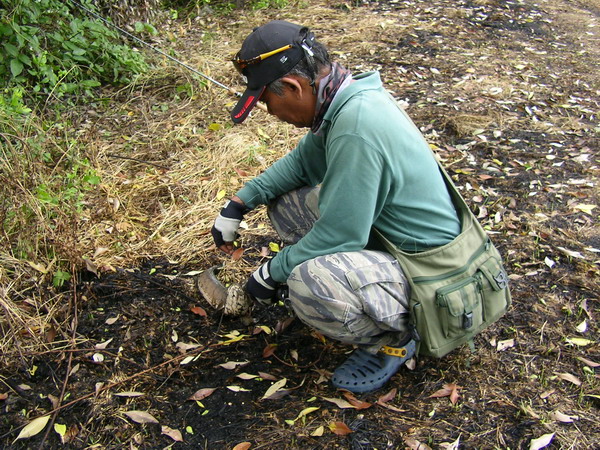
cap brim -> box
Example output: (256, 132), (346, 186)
(231, 86), (266, 124)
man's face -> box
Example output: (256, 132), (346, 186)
(260, 78), (315, 128)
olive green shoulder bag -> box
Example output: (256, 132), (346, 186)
(376, 101), (512, 357)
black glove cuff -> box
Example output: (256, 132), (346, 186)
(222, 199), (250, 220)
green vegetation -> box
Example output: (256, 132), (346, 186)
(0, 0), (148, 289)
(0, 0), (147, 106)
(163, 0), (290, 14)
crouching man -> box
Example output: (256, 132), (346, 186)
(211, 21), (460, 393)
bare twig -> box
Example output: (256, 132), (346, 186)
(38, 264), (79, 449)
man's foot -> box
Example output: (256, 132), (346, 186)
(331, 339), (416, 394)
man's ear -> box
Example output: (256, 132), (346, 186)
(280, 76), (305, 98)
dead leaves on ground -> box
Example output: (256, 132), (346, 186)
(188, 387), (217, 401)
(329, 421), (353, 436)
(13, 415), (50, 443)
(124, 410), (159, 424)
(428, 383), (462, 405)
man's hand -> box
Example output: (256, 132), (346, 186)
(246, 260), (278, 305)
(211, 197), (247, 254)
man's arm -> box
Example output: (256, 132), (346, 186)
(268, 134), (389, 282)
(236, 133), (326, 208)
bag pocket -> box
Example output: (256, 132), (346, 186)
(435, 276), (484, 339)
(477, 256), (511, 322)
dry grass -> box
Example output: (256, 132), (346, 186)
(1, 0), (599, 447)
(0, 27), (302, 366)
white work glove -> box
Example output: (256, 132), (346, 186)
(211, 199), (247, 249)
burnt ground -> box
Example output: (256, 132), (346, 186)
(1, 0), (599, 448)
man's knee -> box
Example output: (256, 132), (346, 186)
(286, 251), (410, 340)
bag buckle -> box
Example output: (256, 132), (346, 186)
(463, 312), (473, 329)
(494, 270), (508, 290)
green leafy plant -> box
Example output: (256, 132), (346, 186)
(0, 0), (148, 111)
(52, 270), (72, 288)
(251, 0), (289, 9)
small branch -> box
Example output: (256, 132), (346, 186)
(38, 264), (79, 449)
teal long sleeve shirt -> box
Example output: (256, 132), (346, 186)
(236, 72), (460, 283)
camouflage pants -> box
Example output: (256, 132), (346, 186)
(268, 187), (410, 354)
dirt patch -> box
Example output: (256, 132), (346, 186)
(1, 0), (599, 448)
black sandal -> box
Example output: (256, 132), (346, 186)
(331, 340), (416, 394)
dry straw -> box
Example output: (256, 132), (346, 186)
(0, 14), (303, 368)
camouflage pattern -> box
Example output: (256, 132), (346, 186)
(268, 186), (320, 245)
(268, 188), (410, 354)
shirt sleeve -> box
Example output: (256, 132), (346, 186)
(269, 133), (392, 282)
(235, 133), (326, 209)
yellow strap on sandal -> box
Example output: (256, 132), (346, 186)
(380, 345), (409, 357)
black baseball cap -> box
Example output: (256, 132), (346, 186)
(231, 20), (314, 123)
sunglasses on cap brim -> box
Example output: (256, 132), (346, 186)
(232, 44), (293, 73)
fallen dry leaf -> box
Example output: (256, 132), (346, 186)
(311, 425), (324, 436)
(557, 247), (584, 259)
(496, 338), (515, 351)
(176, 342), (201, 353)
(190, 306), (207, 316)
(14, 415), (50, 442)
(226, 385), (251, 392)
(557, 373), (582, 386)
(59, 424), (78, 444)
(46, 325), (57, 342)
(440, 436), (460, 450)
(294, 407), (320, 421)
(540, 389), (555, 399)
(274, 317), (295, 334)
(114, 391), (144, 398)
(218, 360), (249, 370)
(261, 378), (287, 400)
(262, 343), (277, 358)
(188, 388), (216, 401)
(450, 386), (460, 405)
(236, 372), (258, 380)
(95, 338), (113, 350)
(234, 168), (249, 177)
(550, 410), (578, 423)
(161, 425), (183, 442)
(529, 432), (554, 450)
(48, 395), (60, 409)
(575, 319), (587, 333)
(429, 384), (462, 404)
(342, 391), (372, 410)
(566, 337), (594, 346)
(378, 388), (397, 403)
(231, 247), (245, 261)
(404, 436), (432, 450)
(322, 397), (356, 409)
(232, 443), (251, 450)
(573, 204), (596, 215)
(376, 387), (407, 412)
(329, 421), (353, 436)
(258, 371), (278, 381)
(252, 325), (272, 335)
(576, 356), (600, 368)
(124, 410), (159, 424)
